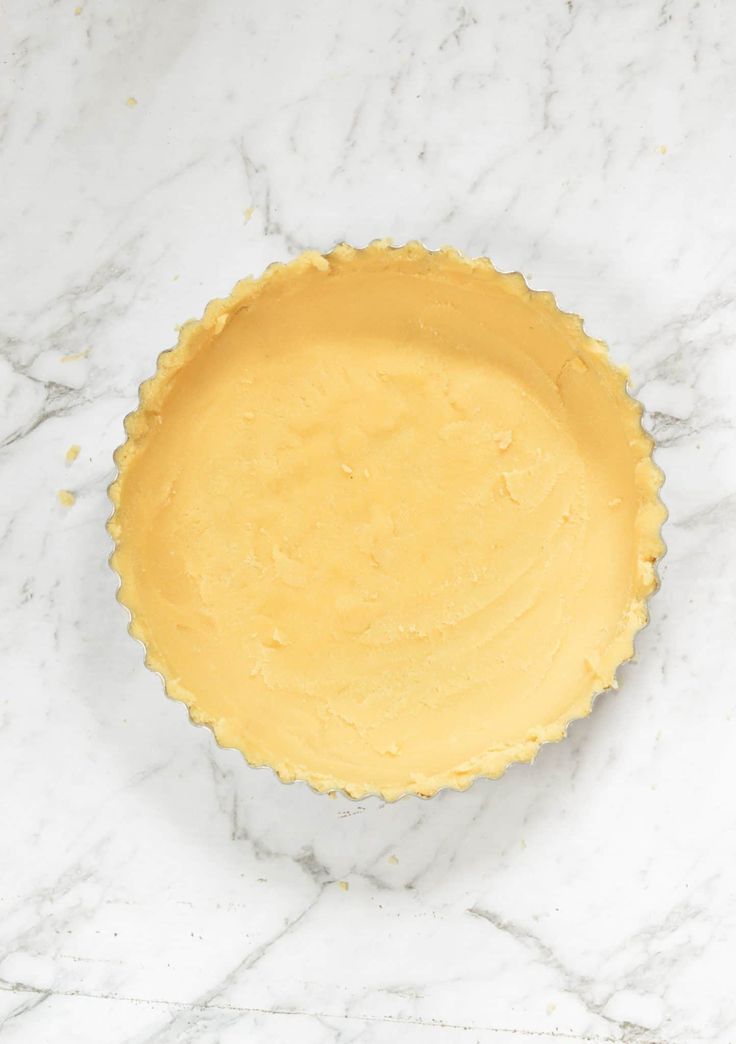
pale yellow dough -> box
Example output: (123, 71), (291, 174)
(109, 243), (665, 799)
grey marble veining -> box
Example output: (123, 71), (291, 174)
(1, 0), (735, 1041)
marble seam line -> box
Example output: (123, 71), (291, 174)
(0, 982), (672, 1044)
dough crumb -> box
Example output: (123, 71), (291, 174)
(57, 490), (75, 507)
(74, 5), (82, 13)
(388, 854), (399, 865)
(307, 253), (329, 273)
(494, 430), (512, 450)
(500, 472), (521, 504)
(126, 96), (138, 108)
(267, 627), (289, 648)
(659, 144), (668, 155)
(328, 791), (337, 800)
(61, 349), (89, 363)
(243, 206), (254, 224)
(341, 463), (353, 475)
(338, 880), (349, 891)
(66, 444), (80, 464)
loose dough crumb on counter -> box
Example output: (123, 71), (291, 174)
(66, 444), (81, 464)
(57, 490), (75, 507)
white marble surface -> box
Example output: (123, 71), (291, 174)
(1, 0), (735, 1041)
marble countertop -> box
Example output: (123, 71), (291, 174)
(2, 1), (735, 1041)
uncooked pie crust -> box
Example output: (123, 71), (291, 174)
(108, 242), (666, 800)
